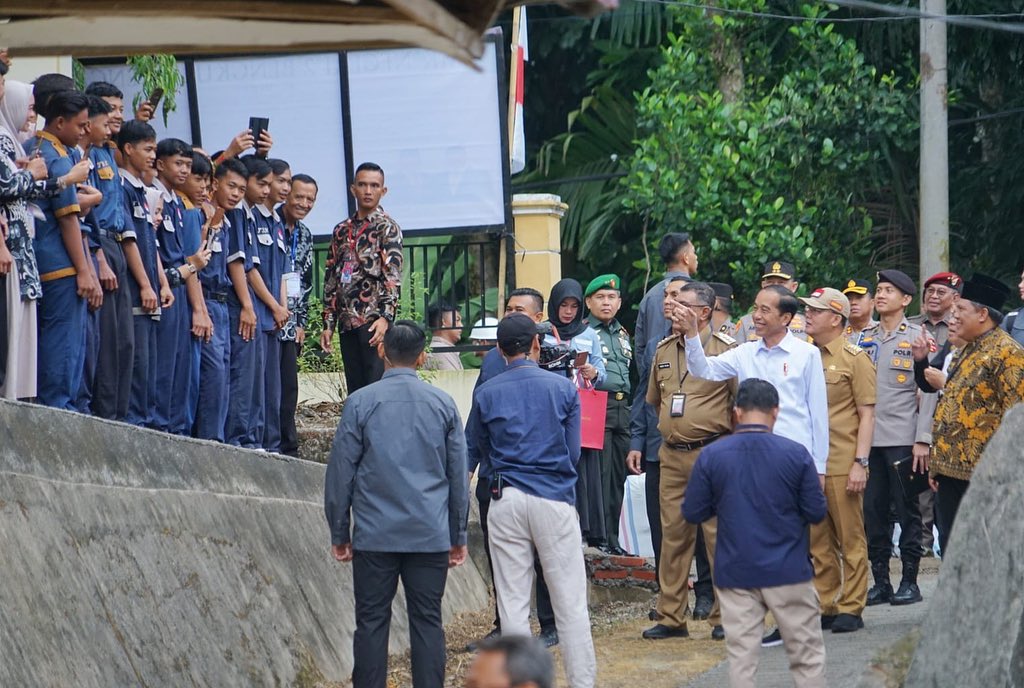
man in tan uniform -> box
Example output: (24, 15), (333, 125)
(801, 288), (876, 634)
(643, 279), (737, 642)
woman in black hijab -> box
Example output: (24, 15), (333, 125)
(547, 278), (608, 548)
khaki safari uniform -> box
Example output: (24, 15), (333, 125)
(809, 336), (876, 617)
(647, 327), (737, 630)
(908, 313), (950, 348)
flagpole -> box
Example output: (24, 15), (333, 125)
(500, 5), (523, 314)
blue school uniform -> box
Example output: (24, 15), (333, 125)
(179, 201), (203, 433)
(121, 170), (162, 427)
(251, 204), (287, 452)
(223, 203), (260, 447)
(32, 132), (87, 410)
(85, 142), (135, 420)
(195, 208), (232, 442)
(151, 180), (193, 434)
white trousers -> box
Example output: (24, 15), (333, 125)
(717, 581), (826, 688)
(487, 486), (596, 688)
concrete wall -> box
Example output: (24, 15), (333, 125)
(0, 399), (489, 686)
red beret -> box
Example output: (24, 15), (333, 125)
(923, 272), (963, 293)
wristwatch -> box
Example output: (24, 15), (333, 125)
(856, 457), (870, 468)
(381, 312), (395, 323)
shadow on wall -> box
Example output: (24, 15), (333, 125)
(0, 399), (489, 686)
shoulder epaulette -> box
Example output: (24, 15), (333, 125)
(656, 334), (677, 348)
(713, 330), (737, 346)
(843, 341), (863, 356)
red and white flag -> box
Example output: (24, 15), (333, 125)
(508, 6), (528, 174)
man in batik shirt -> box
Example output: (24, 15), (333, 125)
(320, 162), (403, 394)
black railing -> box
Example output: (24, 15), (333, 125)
(311, 230), (514, 350)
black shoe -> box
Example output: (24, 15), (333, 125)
(648, 607), (662, 621)
(711, 625), (725, 641)
(866, 582), (894, 606)
(820, 614), (837, 630)
(831, 613), (864, 633)
(692, 596), (714, 620)
(642, 623), (689, 640)
(890, 582), (923, 605)
(466, 627), (500, 653)
(761, 627), (783, 647)
(598, 544), (628, 556)
(538, 626), (559, 647)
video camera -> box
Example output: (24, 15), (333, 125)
(536, 321), (574, 373)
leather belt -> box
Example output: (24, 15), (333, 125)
(96, 227), (123, 242)
(665, 433), (726, 452)
(613, 392), (628, 401)
(204, 289), (228, 303)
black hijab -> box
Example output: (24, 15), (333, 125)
(548, 278), (587, 340)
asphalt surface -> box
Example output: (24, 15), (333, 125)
(683, 569), (938, 687)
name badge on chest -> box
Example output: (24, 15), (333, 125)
(670, 393), (687, 417)
(133, 203), (145, 219)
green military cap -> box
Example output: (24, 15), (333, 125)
(585, 274), (622, 297)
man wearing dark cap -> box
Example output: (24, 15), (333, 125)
(734, 260), (807, 342)
(709, 282), (735, 334)
(467, 314), (596, 687)
(908, 271), (961, 556)
(585, 274), (632, 556)
(910, 271), (962, 348)
(927, 274), (1024, 555)
(861, 269), (931, 606)
(842, 279), (877, 350)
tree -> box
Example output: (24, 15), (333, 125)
(625, 1), (913, 305)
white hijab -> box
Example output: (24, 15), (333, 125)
(0, 79), (33, 159)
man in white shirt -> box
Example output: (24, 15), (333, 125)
(672, 284), (830, 474)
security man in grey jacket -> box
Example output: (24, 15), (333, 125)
(325, 320), (469, 688)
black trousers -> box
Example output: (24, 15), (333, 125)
(935, 475), (970, 557)
(600, 396), (630, 550)
(279, 339), (300, 456)
(644, 458), (663, 579)
(92, 238), (134, 420)
(339, 322), (384, 395)
(864, 446), (923, 566)
(476, 477), (555, 630)
(693, 527), (714, 600)
(576, 448), (606, 545)
(352, 550), (449, 688)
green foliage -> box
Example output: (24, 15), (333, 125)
(72, 59), (86, 91)
(126, 54), (184, 126)
(625, 1), (912, 305)
(298, 297), (343, 374)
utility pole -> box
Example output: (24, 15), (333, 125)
(919, 0), (949, 284)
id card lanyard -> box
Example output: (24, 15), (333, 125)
(342, 217), (371, 284)
(672, 347), (690, 417)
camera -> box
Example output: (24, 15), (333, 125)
(536, 321), (573, 372)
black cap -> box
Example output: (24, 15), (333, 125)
(876, 269), (916, 296)
(762, 260), (795, 280)
(709, 282), (733, 300)
(497, 314), (539, 356)
(961, 273), (1011, 312)
(842, 278), (872, 296)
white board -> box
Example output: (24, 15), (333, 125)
(346, 42), (507, 233)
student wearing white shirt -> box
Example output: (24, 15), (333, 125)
(671, 284), (830, 475)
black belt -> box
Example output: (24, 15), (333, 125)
(665, 433), (726, 452)
(96, 227), (123, 242)
(204, 289), (228, 303)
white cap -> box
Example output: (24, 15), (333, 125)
(469, 316), (499, 341)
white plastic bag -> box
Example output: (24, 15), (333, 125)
(618, 474), (655, 558)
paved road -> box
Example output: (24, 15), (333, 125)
(683, 571), (938, 687)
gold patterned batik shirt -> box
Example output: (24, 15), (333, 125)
(931, 327), (1024, 481)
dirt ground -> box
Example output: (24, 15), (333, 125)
(375, 594), (727, 688)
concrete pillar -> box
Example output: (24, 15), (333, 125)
(511, 193), (566, 298)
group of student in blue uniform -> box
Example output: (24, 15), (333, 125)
(7, 73), (316, 455)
